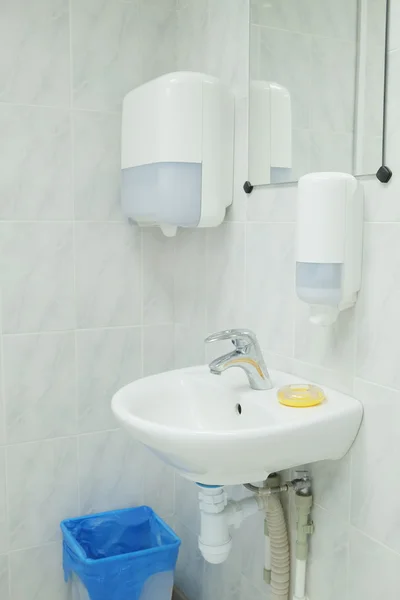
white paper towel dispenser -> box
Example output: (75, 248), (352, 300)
(296, 172), (364, 326)
(248, 80), (292, 186)
(121, 72), (235, 237)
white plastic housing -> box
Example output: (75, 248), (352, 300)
(249, 81), (292, 185)
(121, 72), (234, 237)
(296, 172), (364, 325)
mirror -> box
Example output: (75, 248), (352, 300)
(248, 0), (388, 186)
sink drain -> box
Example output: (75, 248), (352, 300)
(235, 403), (242, 415)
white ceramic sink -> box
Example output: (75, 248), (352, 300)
(112, 366), (363, 486)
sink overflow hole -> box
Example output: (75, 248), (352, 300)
(235, 403), (242, 415)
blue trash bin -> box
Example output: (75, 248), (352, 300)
(61, 506), (181, 600)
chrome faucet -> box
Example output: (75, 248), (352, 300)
(205, 329), (273, 391)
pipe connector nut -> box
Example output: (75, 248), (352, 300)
(198, 488), (228, 514)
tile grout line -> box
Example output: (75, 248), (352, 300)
(1, 428), (120, 451)
(354, 374), (400, 394)
(346, 450), (354, 597)
(69, 0), (81, 518)
(171, 231), (177, 369)
(6, 219), (400, 225)
(0, 290), (11, 598)
(0, 101), (120, 116)
(140, 229), (145, 378)
(1, 323), (175, 338)
(349, 523), (400, 558)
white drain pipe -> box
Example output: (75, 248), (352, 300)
(198, 486), (261, 564)
(293, 492), (313, 600)
(197, 476), (312, 600)
(197, 484), (290, 599)
(294, 560), (307, 600)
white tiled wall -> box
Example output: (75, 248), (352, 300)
(2, 1), (400, 600)
(0, 1), (177, 599)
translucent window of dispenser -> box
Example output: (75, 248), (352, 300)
(121, 162), (202, 227)
(296, 262), (342, 306)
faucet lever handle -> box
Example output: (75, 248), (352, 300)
(205, 329), (259, 350)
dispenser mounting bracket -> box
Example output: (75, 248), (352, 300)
(243, 181), (254, 194)
(376, 166), (393, 183)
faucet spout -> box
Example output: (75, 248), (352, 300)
(209, 350), (238, 374)
(205, 330), (273, 391)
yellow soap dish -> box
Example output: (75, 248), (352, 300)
(278, 384), (325, 408)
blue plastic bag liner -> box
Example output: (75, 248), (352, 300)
(61, 506), (181, 600)
(70, 571), (176, 600)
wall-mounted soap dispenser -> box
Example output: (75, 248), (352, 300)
(121, 72), (235, 237)
(296, 173), (364, 326)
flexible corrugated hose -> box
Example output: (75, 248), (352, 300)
(264, 494), (290, 600)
